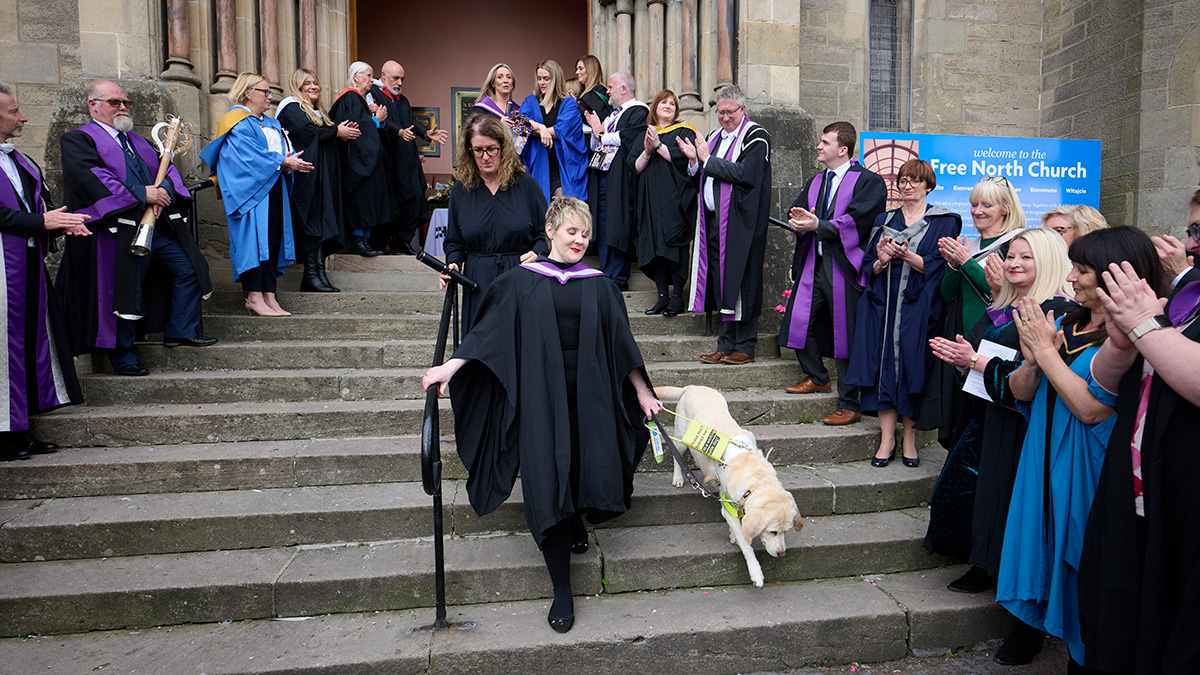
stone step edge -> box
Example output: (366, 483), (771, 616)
(0, 566), (1013, 674)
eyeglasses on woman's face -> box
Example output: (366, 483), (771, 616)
(897, 177), (925, 187)
(471, 146), (501, 158)
(1188, 221), (1200, 242)
(250, 87), (273, 97)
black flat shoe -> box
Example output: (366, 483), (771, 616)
(163, 336), (219, 348)
(994, 620), (1044, 665)
(571, 537), (589, 555)
(948, 565), (994, 594)
(902, 455), (920, 468)
(662, 297), (684, 316)
(548, 612), (574, 633)
(0, 445), (31, 461)
(113, 364), (150, 376)
(870, 449), (895, 468)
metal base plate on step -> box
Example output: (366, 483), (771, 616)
(408, 620), (477, 634)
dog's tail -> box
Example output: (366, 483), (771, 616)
(651, 385), (685, 404)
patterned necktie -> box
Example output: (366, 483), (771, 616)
(119, 133), (135, 156)
(817, 170), (832, 220)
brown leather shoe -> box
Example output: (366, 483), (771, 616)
(699, 350), (731, 364)
(720, 351), (755, 365)
(821, 408), (862, 425)
(785, 379), (831, 394)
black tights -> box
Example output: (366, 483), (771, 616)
(540, 514), (586, 618)
(650, 264), (685, 299)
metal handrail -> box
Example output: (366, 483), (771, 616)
(184, 179), (215, 242)
(410, 250), (477, 634)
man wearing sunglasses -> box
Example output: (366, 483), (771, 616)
(56, 80), (215, 377)
(1153, 189), (1200, 292)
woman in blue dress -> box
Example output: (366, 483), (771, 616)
(997, 227), (1165, 672)
(848, 159), (961, 468)
(518, 59), (588, 203)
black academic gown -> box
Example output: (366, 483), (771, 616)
(629, 124), (698, 276)
(376, 87), (428, 220)
(275, 102), (344, 256)
(443, 172), (547, 334)
(449, 258), (651, 545)
(587, 103), (648, 257)
(923, 297), (1078, 566)
(776, 163), (887, 357)
(1077, 291), (1200, 674)
(577, 85), (612, 121)
(688, 123), (772, 319)
(330, 88), (393, 232)
(56, 125), (212, 354)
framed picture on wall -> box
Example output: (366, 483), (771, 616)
(412, 107), (439, 157)
(451, 87), (482, 158)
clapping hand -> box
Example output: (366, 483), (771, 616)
(282, 150), (313, 173)
(1014, 296), (1061, 365)
(583, 110), (603, 136)
(427, 124), (449, 145)
(1096, 261), (1168, 334)
(929, 334), (975, 368)
(336, 120), (361, 141)
(42, 206), (92, 236)
(984, 253), (1004, 294)
(788, 206), (818, 233)
(399, 125), (416, 142)
(1152, 234), (1194, 279)
(938, 236), (971, 267)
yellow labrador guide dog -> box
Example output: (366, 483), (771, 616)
(655, 385), (803, 587)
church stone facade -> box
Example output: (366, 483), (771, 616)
(1, 0), (1197, 234)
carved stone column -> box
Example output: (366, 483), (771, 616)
(714, 0), (734, 96)
(161, 0), (201, 85)
(260, 0), (281, 93)
(211, 0), (238, 93)
(615, 0), (634, 75)
(679, 0), (701, 110)
(299, 0), (317, 72)
(646, 0), (665, 96)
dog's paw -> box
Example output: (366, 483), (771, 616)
(751, 573), (764, 588)
(671, 475), (684, 488)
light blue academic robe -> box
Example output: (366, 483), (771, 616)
(996, 323), (1118, 666)
(199, 106), (296, 280)
(518, 94), (588, 203)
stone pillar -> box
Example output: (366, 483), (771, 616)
(646, 0), (665, 95)
(615, 0), (634, 75)
(260, 0), (281, 93)
(211, 0), (238, 93)
(161, 0), (202, 86)
(679, 0), (701, 110)
(300, 0), (317, 72)
(714, 0), (734, 96)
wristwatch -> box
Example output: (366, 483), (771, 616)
(1126, 314), (1171, 343)
(969, 352), (980, 369)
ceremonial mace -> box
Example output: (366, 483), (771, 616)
(131, 116), (194, 256)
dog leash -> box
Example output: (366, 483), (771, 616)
(647, 411), (751, 516)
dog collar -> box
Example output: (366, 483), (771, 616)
(721, 483), (759, 519)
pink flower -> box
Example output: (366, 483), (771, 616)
(774, 304), (786, 313)
(781, 289), (792, 299)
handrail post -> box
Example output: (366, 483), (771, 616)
(411, 252), (477, 634)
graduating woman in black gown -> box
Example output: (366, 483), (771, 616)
(441, 114), (547, 334)
(927, 227), (1076, 666)
(424, 197), (662, 634)
(276, 68), (361, 292)
(631, 89), (697, 316)
(574, 55), (612, 121)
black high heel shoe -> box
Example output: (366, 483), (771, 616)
(870, 449), (895, 468)
(902, 454), (920, 468)
(644, 294), (669, 315)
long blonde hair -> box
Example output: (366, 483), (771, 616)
(477, 63), (515, 104)
(577, 55), (605, 92)
(969, 177), (1026, 234)
(533, 60), (570, 109)
(990, 227), (1073, 310)
(454, 114), (525, 191)
(286, 69), (332, 126)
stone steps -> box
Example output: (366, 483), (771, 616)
(0, 423), (888, 499)
(78, 359), (799, 405)
(0, 509), (944, 637)
(0, 450), (943, 562)
(126, 334), (781, 372)
(0, 566), (1012, 673)
(29, 388), (849, 447)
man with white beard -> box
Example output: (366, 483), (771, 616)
(56, 80), (214, 376)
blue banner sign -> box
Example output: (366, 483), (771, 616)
(859, 132), (1101, 239)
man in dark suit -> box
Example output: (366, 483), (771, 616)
(57, 79), (215, 377)
(374, 60), (448, 254)
(777, 121), (886, 425)
(584, 71), (648, 290)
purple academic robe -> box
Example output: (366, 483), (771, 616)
(0, 149), (81, 431)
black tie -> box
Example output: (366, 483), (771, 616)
(817, 170), (832, 220)
(119, 132), (135, 156)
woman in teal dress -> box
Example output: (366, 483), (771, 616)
(996, 227), (1165, 672)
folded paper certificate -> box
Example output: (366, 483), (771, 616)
(963, 339), (1019, 403)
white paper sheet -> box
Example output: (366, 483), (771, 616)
(962, 339), (1019, 402)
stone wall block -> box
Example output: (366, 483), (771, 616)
(798, 63), (851, 83)
(962, 106), (1040, 130)
(1042, 64), (1072, 91)
(1040, 116), (1073, 138)
(1061, 21), (1088, 48)
(1013, 24), (1043, 43)
(0, 42), (63, 84)
(769, 66), (801, 107)
(963, 91), (1040, 110)
(966, 23), (1013, 40)
(746, 66), (772, 104)
(773, 0), (801, 24)
(1146, 24), (1192, 51)
(997, 5), (1046, 24)
(17, 0), (80, 43)
(744, 22), (801, 66)
(117, 33), (157, 79)
(967, 39), (1044, 62)
(946, 2), (998, 23)
(798, 26), (828, 43)
(798, 44), (854, 67)
(58, 43), (82, 83)
(0, 0), (18, 41)
(1098, 194), (1128, 227)
(746, 0), (770, 22)
(827, 10), (867, 44)
(804, 9), (829, 28)
(921, 20), (967, 54)
(1042, 34), (1100, 73)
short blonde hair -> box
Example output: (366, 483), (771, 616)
(545, 197), (591, 238)
(991, 227), (1073, 309)
(478, 63), (515, 103)
(1040, 204), (1108, 240)
(969, 177), (1026, 233)
(229, 72), (266, 106)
